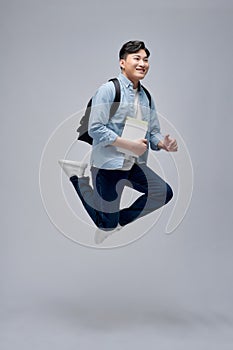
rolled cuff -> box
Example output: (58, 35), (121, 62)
(150, 132), (164, 151)
(89, 124), (119, 146)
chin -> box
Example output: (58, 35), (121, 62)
(136, 71), (146, 77)
(138, 74), (146, 80)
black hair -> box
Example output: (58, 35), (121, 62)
(119, 40), (150, 60)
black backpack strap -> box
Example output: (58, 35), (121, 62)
(141, 84), (152, 109)
(108, 78), (121, 118)
(77, 78), (120, 144)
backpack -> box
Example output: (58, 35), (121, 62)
(77, 78), (152, 145)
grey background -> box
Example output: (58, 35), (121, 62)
(1, 0), (233, 349)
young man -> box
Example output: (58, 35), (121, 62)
(59, 40), (178, 244)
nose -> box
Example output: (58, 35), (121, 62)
(138, 59), (145, 67)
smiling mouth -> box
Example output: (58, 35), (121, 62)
(136, 69), (146, 73)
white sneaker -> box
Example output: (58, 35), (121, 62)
(94, 225), (122, 245)
(58, 159), (88, 178)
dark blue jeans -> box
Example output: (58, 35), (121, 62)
(70, 163), (173, 231)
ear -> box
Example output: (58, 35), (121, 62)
(120, 58), (125, 70)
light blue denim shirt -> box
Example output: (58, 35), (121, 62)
(88, 73), (163, 169)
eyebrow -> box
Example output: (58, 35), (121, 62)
(132, 54), (148, 59)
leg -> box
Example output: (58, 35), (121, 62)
(119, 163), (173, 226)
(70, 168), (128, 231)
(59, 159), (100, 226)
(70, 175), (101, 227)
(91, 167), (128, 230)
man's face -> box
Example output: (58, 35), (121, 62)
(120, 49), (149, 85)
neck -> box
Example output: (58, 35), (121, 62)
(121, 71), (139, 89)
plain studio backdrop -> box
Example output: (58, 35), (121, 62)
(1, 0), (233, 349)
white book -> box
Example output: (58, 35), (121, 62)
(117, 117), (148, 157)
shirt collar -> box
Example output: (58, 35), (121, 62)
(118, 73), (142, 90)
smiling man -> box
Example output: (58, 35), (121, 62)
(59, 40), (178, 244)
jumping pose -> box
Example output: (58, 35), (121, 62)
(59, 40), (178, 244)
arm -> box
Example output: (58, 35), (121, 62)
(88, 82), (119, 146)
(148, 98), (164, 150)
(149, 98), (178, 152)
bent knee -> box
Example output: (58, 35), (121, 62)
(165, 184), (173, 203)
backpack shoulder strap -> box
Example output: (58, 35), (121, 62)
(108, 78), (121, 118)
(108, 78), (152, 112)
(77, 78), (121, 145)
(141, 84), (152, 109)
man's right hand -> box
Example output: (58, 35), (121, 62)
(112, 137), (148, 156)
(129, 138), (148, 156)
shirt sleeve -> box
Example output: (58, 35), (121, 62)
(88, 82), (119, 146)
(149, 97), (164, 151)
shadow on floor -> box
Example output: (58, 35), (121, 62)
(36, 297), (214, 332)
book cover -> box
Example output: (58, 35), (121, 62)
(117, 117), (148, 157)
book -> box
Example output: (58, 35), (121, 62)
(116, 117), (148, 157)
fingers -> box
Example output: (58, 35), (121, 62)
(164, 136), (178, 152)
(169, 139), (177, 148)
(167, 140), (178, 151)
(131, 139), (148, 156)
(164, 134), (170, 141)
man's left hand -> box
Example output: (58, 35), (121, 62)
(159, 134), (178, 152)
